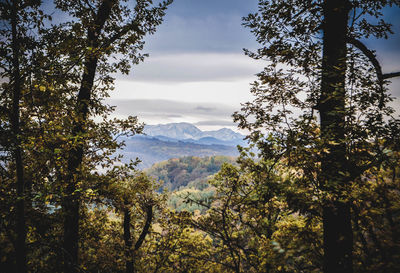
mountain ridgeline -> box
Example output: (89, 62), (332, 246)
(120, 123), (246, 168)
(144, 123), (245, 142)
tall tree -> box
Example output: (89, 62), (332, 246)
(9, 1), (27, 271)
(46, 1), (172, 271)
(0, 1), (46, 271)
(0, 0), (171, 271)
(109, 173), (157, 273)
(319, 1), (352, 272)
(238, 1), (400, 272)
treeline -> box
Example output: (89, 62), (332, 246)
(1, 0), (400, 273)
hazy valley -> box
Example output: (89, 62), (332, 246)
(119, 122), (246, 168)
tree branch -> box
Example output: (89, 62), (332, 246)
(383, 72), (400, 80)
(134, 204), (153, 251)
(347, 37), (383, 80)
(347, 37), (400, 108)
(102, 20), (144, 49)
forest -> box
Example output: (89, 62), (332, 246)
(1, 0), (400, 272)
(147, 156), (236, 190)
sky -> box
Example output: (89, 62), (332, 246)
(103, 0), (399, 131)
(110, 0), (262, 131)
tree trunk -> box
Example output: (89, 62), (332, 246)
(10, 1), (27, 272)
(62, 1), (116, 272)
(123, 204), (153, 273)
(124, 208), (134, 273)
(319, 0), (353, 272)
(63, 54), (98, 273)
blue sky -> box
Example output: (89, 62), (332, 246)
(142, 0), (260, 54)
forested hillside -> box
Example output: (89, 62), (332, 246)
(145, 156), (235, 214)
(146, 155), (236, 190)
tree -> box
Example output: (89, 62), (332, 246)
(237, 0), (400, 272)
(0, 1), (49, 271)
(39, 1), (172, 271)
(107, 172), (160, 273)
(3, 1), (28, 270)
(190, 152), (323, 273)
(1, 0), (172, 271)
(319, 1), (353, 271)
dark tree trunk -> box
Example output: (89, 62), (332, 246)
(124, 208), (134, 273)
(63, 54), (98, 273)
(322, 202), (353, 273)
(62, 1), (116, 272)
(319, 0), (353, 272)
(123, 204), (153, 273)
(10, 1), (27, 272)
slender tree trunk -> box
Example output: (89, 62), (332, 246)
(63, 54), (98, 273)
(62, 2), (116, 272)
(319, 0), (353, 272)
(10, 1), (27, 272)
(123, 204), (153, 273)
(124, 208), (134, 273)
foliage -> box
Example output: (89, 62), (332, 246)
(351, 152), (400, 272)
(230, 0), (400, 272)
(0, 0), (172, 271)
(190, 152), (323, 273)
(1, 0), (400, 272)
(169, 187), (215, 213)
(147, 155), (236, 190)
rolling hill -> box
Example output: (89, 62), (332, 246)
(146, 155), (236, 190)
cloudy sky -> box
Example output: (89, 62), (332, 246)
(108, 0), (400, 131)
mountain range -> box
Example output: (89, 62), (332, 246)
(144, 123), (245, 143)
(119, 123), (246, 168)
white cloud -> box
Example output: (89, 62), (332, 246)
(108, 51), (400, 130)
(117, 52), (264, 83)
(109, 53), (263, 130)
(112, 79), (255, 104)
(107, 99), (241, 131)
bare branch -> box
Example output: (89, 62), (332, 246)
(347, 37), (400, 108)
(383, 72), (400, 80)
(347, 37), (383, 81)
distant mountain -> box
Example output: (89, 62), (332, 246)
(195, 136), (228, 145)
(202, 128), (244, 142)
(144, 123), (203, 140)
(144, 122), (245, 142)
(118, 123), (247, 168)
(120, 135), (239, 169)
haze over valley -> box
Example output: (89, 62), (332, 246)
(120, 122), (247, 168)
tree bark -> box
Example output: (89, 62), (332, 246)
(62, 1), (116, 272)
(63, 51), (98, 273)
(124, 208), (134, 273)
(123, 204), (153, 273)
(10, 1), (27, 272)
(319, 0), (353, 272)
